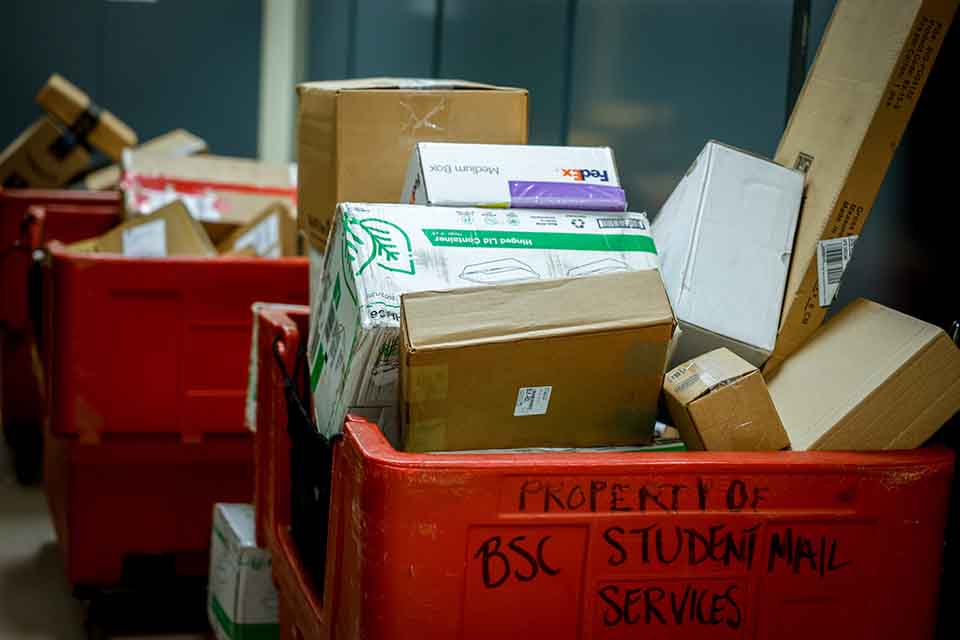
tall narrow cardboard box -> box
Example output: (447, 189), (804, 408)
(766, 0), (956, 372)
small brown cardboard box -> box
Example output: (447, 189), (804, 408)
(767, 299), (960, 450)
(400, 270), (675, 452)
(35, 73), (138, 161)
(216, 202), (298, 257)
(767, 0), (957, 372)
(84, 128), (207, 190)
(122, 152), (297, 231)
(0, 117), (91, 188)
(663, 348), (790, 452)
(89, 201), (216, 257)
(297, 78), (528, 250)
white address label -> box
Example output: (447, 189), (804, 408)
(816, 235), (857, 307)
(514, 386), (552, 417)
(122, 219), (166, 257)
(236, 214), (281, 257)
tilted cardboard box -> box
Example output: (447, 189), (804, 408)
(88, 200), (217, 257)
(766, 0), (957, 372)
(653, 141), (802, 367)
(297, 78), (528, 250)
(35, 73), (138, 161)
(767, 299), (960, 450)
(400, 270), (674, 452)
(217, 202), (298, 258)
(0, 118), (91, 189)
(663, 348), (790, 451)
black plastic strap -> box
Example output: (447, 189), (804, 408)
(272, 334), (338, 595)
(71, 103), (102, 141)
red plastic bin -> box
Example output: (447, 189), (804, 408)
(43, 245), (308, 439)
(258, 309), (954, 639)
(42, 246), (308, 586)
(1, 189), (121, 333)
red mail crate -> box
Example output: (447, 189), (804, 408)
(258, 308), (954, 640)
(43, 246), (308, 439)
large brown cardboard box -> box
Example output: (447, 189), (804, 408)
(297, 78), (528, 250)
(122, 152), (297, 235)
(0, 117), (91, 188)
(767, 299), (960, 450)
(400, 270), (675, 452)
(663, 348), (790, 451)
(35, 73), (138, 161)
(84, 129), (207, 190)
(216, 202), (298, 257)
(766, 0), (957, 373)
(91, 200), (217, 257)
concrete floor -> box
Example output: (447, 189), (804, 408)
(0, 444), (208, 640)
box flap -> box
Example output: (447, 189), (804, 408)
(402, 270), (673, 351)
(297, 77), (522, 94)
(664, 347), (757, 406)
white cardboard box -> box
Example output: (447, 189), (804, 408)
(652, 141), (803, 367)
(308, 202), (660, 438)
(208, 504), (278, 640)
(401, 142), (626, 211)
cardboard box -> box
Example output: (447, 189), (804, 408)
(207, 504), (278, 640)
(308, 203), (660, 437)
(84, 128), (207, 190)
(297, 78), (528, 250)
(122, 151), (297, 228)
(85, 200), (217, 257)
(766, 0), (957, 372)
(663, 348), (790, 451)
(401, 142), (625, 211)
(400, 270), (673, 452)
(767, 299), (960, 450)
(653, 141), (803, 367)
(217, 202), (298, 257)
(35, 73), (138, 161)
(0, 117), (91, 189)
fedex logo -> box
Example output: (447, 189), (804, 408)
(560, 168), (610, 182)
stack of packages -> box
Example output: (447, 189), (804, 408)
(303, 0), (959, 458)
(0, 74), (301, 261)
(296, 80), (684, 453)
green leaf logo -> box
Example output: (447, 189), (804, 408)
(343, 214), (415, 277)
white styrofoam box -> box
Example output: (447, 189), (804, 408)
(652, 141), (803, 367)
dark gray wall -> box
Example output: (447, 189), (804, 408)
(0, 0), (262, 159)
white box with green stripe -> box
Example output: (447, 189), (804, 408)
(208, 504), (278, 640)
(308, 202), (660, 438)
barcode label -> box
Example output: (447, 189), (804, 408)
(816, 235), (858, 307)
(514, 386), (552, 416)
(597, 217), (647, 230)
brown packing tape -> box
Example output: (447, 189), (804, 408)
(35, 73), (137, 161)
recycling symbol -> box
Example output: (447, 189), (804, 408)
(571, 218), (585, 229)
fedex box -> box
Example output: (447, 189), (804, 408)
(308, 203), (660, 438)
(402, 142), (625, 211)
(653, 141), (803, 367)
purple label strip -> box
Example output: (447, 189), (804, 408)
(508, 180), (627, 212)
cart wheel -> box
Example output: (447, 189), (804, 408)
(7, 422), (43, 485)
(4, 421), (43, 485)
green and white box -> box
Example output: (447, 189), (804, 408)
(308, 202), (661, 438)
(208, 504), (278, 640)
